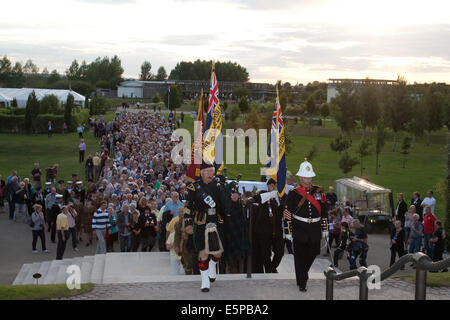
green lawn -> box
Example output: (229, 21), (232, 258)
(396, 272), (450, 287)
(0, 283), (94, 300)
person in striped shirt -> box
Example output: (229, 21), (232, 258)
(92, 200), (110, 254)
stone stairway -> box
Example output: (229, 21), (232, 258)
(12, 252), (331, 286)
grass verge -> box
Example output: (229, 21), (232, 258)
(0, 283), (94, 300)
(396, 272), (450, 287)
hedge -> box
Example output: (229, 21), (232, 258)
(0, 109), (90, 134)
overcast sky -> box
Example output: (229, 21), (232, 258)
(1, 0), (449, 84)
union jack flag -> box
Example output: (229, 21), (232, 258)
(203, 63), (223, 173)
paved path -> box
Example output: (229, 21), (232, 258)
(60, 278), (450, 300)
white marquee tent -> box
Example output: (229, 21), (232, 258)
(0, 88), (85, 108)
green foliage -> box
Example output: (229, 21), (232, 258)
(140, 61), (153, 81)
(64, 94), (74, 130)
(233, 87), (249, 100)
(152, 93), (161, 103)
(223, 100), (228, 112)
(333, 80), (358, 134)
(338, 151), (359, 176)
(238, 96), (249, 114)
(358, 82), (380, 129)
(40, 94), (60, 114)
(320, 103), (330, 119)
(11, 98), (18, 108)
(358, 137), (373, 176)
(305, 144), (318, 162)
(279, 92), (288, 110)
(425, 87), (444, 135)
(90, 95), (108, 115)
(25, 91), (40, 133)
(230, 104), (240, 122)
(384, 77), (411, 135)
(306, 95), (315, 115)
(375, 119), (387, 174)
(169, 59), (249, 82)
(330, 134), (352, 153)
(163, 84), (183, 110)
(400, 136), (412, 168)
(156, 66), (167, 81)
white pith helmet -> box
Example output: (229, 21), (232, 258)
(296, 158), (316, 177)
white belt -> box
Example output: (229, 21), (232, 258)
(293, 215), (320, 224)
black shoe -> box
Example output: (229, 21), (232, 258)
(209, 277), (216, 283)
(86, 243), (90, 247)
(299, 286), (307, 292)
(201, 288), (210, 292)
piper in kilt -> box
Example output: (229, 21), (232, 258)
(184, 162), (225, 292)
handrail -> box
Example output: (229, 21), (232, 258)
(324, 252), (450, 300)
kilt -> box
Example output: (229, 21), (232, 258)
(192, 222), (224, 253)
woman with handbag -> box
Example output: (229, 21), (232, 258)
(31, 204), (48, 253)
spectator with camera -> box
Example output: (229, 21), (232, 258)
(139, 206), (158, 252)
(30, 204), (48, 254)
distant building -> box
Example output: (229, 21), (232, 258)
(116, 80), (276, 101)
(327, 78), (397, 103)
(0, 88), (85, 108)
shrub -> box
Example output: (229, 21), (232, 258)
(40, 94), (60, 114)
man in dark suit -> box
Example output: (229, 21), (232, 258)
(396, 193), (408, 226)
(250, 179), (284, 273)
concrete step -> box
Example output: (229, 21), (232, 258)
(90, 254), (106, 284)
(42, 260), (65, 284)
(37, 261), (52, 282)
(22, 262), (42, 285)
(81, 256), (95, 284)
(55, 259), (74, 284)
(12, 263), (32, 285)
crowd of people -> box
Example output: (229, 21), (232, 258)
(323, 188), (447, 272)
(0, 108), (447, 278)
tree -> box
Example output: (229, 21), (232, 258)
(65, 94), (74, 130)
(424, 87), (444, 145)
(320, 103), (330, 122)
(330, 134), (352, 154)
(11, 98), (18, 108)
(66, 60), (81, 80)
(279, 92), (288, 110)
(400, 136), (412, 168)
(0, 55), (12, 85)
(169, 59), (249, 81)
(90, 94), (108, 115)
(25, 91), (39, 133)
(375, 119), (387, 175)
(333, 80), (358, 135)
(48, 70), (60, 84)
(338, 152), (359, 177)
(445, 132), (450, 251)
(155, 66), (167, 81)
(11, 62), (24, 87)
(238, 96), (249, 114)
(232, 87), (249, 101)
(405, 96), (425, 149)
(358, 81), (380, 136)
(306, 95), (315, 115)
(230, 104), (240, 122)
(163, 84), (183, 110)
(152, 93), (161, 103)
(140, 61), (153, 81)
(40, 94), (60, 114)
(357, 137), (372, 176)
(384, 77), (410, 151)
(23, 59), (39, 74)
(305, 144), (318, 162)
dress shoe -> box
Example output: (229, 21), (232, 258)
(299, 286), (307, 292)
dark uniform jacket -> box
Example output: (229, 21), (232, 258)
(285, 185), (328, 245)
(252, 192), (284, 240)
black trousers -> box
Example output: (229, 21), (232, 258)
(79, 150), (85, 163)
(333, 247), (345, 267)
(141, 235), (155, 252)
(8, 200), (15, 219)
(50, 219), (57, 242)
(293, 238), (319, 288)
(390, 246), (405, 267)
(327, 232), (340, 253)
(68, 227), (77, 249)
(270, 236), (285, 272)
(252, 234), (272, 273)
(32, 229), (46, 251)
(56, 230), (68, 260)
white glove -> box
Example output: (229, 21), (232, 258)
(322, 231), (329, 239)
